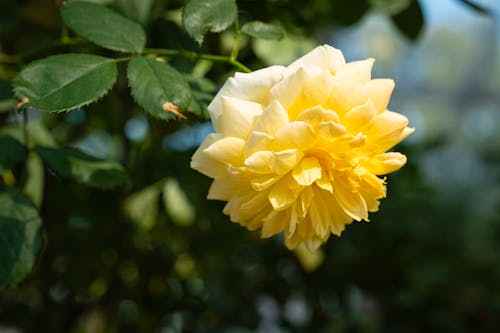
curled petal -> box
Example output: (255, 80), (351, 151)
(283, 44), (346, 77)
(203, 137), (245, 165)
(366, 152), (407, 175)
(221, 96), (263, 138)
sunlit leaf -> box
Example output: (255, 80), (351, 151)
(0, 134), (26, 173)
(241, 21), (285, 40)
(35, 146), (128, 188)
(13, 54), (117, 112)
(182, 0), (237, 45)
(0, 189), (42, 288)
(127, 56), (192, 120)
(61, 1), (146, 53)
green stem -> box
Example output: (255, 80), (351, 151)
(143, 48), (251, 73)
(230, 17), (241, 61)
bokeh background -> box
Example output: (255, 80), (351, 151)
(1, 0), (500, 332)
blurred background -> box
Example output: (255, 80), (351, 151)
(1, 0), (499, 332)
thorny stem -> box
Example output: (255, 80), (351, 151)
(143, 48), (251, 73)
(230, 17), (241, 61)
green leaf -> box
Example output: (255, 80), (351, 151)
(34, 146), (128, 188)
(458, 0), (494, 16)
(114, 0), (154, 25)
(391, 0), (424, 40)
(241, 21), (285, 40)
(13, 54), (117, 112)
(163, 178), (195, 227)
(369, 0), (411, 15)
(0, 189), (42, 288)
(182, 0), (237, 45)
(127, 56), (192, 120)
(0, 134), (26, 173)
(61, 1), (146, 53)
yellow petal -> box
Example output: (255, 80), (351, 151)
(269, 67), (307, 110)
(203, 137), (245, 165)
(327, 79), (367, 116)
(272, 149), (304, 175)
(244, 150), (274, 174)
(292, 157), (322, 186)
(333, 177), (368, 221)
(334, 58), (374, 82)
(190, 133), (225, 178)
(315, 171), (333, 193)
(296, 105), (340, 126)
(268, 174), (302, 210)
(221, 96), (263, 138)
(208, 65), (284, 132)
(366, 152), (407, 175)
(275, 121), (316, 151)
(343, 99), (377, 133)
(365, 111), (410, 151)
(251, 175), (281, 191)
(283, 44), (346, 77)
(261, 210), (288, 238)
(244, 131), (273, 157)
(253, 100), (290, 135)
(207, 179), (232, 200)
(366, 79), (395, 113)
(316, 121), (346, 140)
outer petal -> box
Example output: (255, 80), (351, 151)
(365, 111), (411, 151)
(190, 133), (225, 178)
(365, 152), (407, 175)
(343, 99), (377, 134)
(208, 65), (285, 132)
(221, 96), (263, 138)
(203, 137), (245, 165)
(334, 58), (374, 83)
(283, 44), (346, 77)
(366, 79), (395, 113)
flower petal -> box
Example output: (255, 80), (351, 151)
(275, 121), (316, 151)
(221, 96), (263, 138)
(244, 131), (273, 157)
(208, 65), (284, 132)
(272, 149), (304, 175)
(244, 150), (274, 174)
(365, 152), (407, 175)
(292, 157), (322, 186)
(191, 133), (225, 178)
(283, 44), (346, 77)
(203, 137), (245, 165)
(268, 174), (302, 210)
(343, 99), (377, 134)
(366, 79), (395, 113)
(365, 111), (411, 151)
(253, 100), (290, 135)
(334, 58), (374, 82)
(333, 177), (368, 221)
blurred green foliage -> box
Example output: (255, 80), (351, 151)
(0, 0), (499, 332)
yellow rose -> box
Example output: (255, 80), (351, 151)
(191, 45), (414, 251)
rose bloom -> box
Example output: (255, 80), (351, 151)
(191, 45), (413, 251)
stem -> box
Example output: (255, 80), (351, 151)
(230, 17), (241, 61)
(143, 48), (251, 73)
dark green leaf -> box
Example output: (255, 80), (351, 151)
(369, 0), (411, 15)
(127, 56), (192, 120)
(35, 146), (128, 188)
(13, 54), (117, 112)
(0, 189), (42, 288)
(0, 79), (12, 100)
(241, 21), (285, 40)
(114, 0), (154, 25)
(0, 134), (26, 173)
(391, 0), (424, 41)
(182, 0), (237, 45)
(61, 1), (146, 53)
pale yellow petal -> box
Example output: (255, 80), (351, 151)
(316, 121), (346, 140)
(283, 44), (346, 77)
(272, 149), (304, 175)
(275, 121), (316, 151)
(366, 152), (407, 175)
(296, 105), (340, 126)
(269, 67), (307, 110)
(343, 99), (377, 134)
(268, 174), (302, 210)
(327, 79), (367, 116)
(190, 133), (225, 178)
(203, 137), (245, 165)
(221, 96), (263, 138)
(366, 79), (395, 113)
(244, 150), (274, 174)
(292, 157), (322, 186)
(208, 65), (284, 132)
(334, 58), (374, 82)
(244, 131), (273, 157)
(314, 171), (333, 193)
(253, 100), (290, 135)
(365, 111), (410, 151)
(332, 177), (368, 221)
(207, 179), (232, 200)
